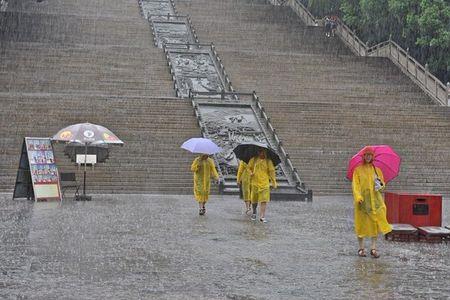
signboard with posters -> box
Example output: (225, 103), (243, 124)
(13, 137), (62, 201)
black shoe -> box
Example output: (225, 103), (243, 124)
(199, 208), (205, 215)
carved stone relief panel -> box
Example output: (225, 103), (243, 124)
(153, 21), (192, 47)
(167, 52), (224, 97)
(0, 0), (8, 12)
(197, 104), (284, 177)
(141, 0), (174, 19)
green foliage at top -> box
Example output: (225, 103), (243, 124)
(301, 0), (450, 82)
(306, 0), (341, 16)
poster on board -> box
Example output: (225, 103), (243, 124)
(13, 137), (62, 201)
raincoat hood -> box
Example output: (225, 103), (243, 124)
(361, 146), (375, 156)
(258, 148), (267, 158)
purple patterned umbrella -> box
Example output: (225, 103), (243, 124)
(181, 138), (222, 155)
(52, 122), (124, 145)
(52, 123), (124, 200)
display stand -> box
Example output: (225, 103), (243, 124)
(13, 138), (62, 201)
(13, 141), (34, 200)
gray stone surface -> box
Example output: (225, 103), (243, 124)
(153, 22), (192, 47)
(167, 50), (225, 97)
(141, 0), (174, 19)
(1, 193), (449, 299)
(0, 0), (7, 12)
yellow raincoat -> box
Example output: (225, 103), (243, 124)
(248, 157), (277, 203)
(237, 161), (251, 201)
(352, 163), (392, 238)
(191, 156), (219, 202)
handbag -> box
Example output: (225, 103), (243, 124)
(373, 166), (384, 191)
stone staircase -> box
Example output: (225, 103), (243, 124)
(144, 0), (312, 200)
(175, 0), (432, 105)
(175, 0), (450, 195)
(0, 10), (173, 97)
(0, 94), (199, 194)
(264, 101), (450, 194)
(3, 0), (450, 197)
(0, 0), (201, 194)
(5, 0), (142, 19)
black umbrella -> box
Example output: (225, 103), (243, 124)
(233, 142), (281, 165)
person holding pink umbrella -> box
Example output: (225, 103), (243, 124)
(348, 146), (398, 258)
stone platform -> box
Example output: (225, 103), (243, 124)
(0, 193), (449, 299)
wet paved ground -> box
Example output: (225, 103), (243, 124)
(0, 193), (449, 299)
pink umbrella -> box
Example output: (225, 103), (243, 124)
(347, 145), (401, 183)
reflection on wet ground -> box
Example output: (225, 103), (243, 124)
(0, 194), (449, 299)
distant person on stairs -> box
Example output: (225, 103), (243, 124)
(324, 16), (332, 38)
(237, 160), (252, 215)
(330, 15), (337, 37)
(248, 149), (278, 223)
(352, 146), (392, 258)
(191, 154), (219, 216)
(324, 15), (337, 38)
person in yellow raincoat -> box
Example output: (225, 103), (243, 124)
(191, 154), (219, 215)
(237, 160), (252, 214)
(352, 147), (392, 258)
(248, 148), (277, 223)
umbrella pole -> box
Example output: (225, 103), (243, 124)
(83, 143), (87, 195)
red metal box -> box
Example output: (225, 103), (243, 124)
(384, 192), (442, 227)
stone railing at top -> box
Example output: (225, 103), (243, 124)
(281, 0), (450, 106)
(365, 39), (449, 106)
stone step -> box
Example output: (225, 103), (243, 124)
(0, 41), (173, 97)
(0, 95), (202, 193)
(262, 101), (450, 194)
(0, 11), (153, 46)
(6, 0), (144, 20)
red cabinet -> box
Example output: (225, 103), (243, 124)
(384, 192), (442, 227)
